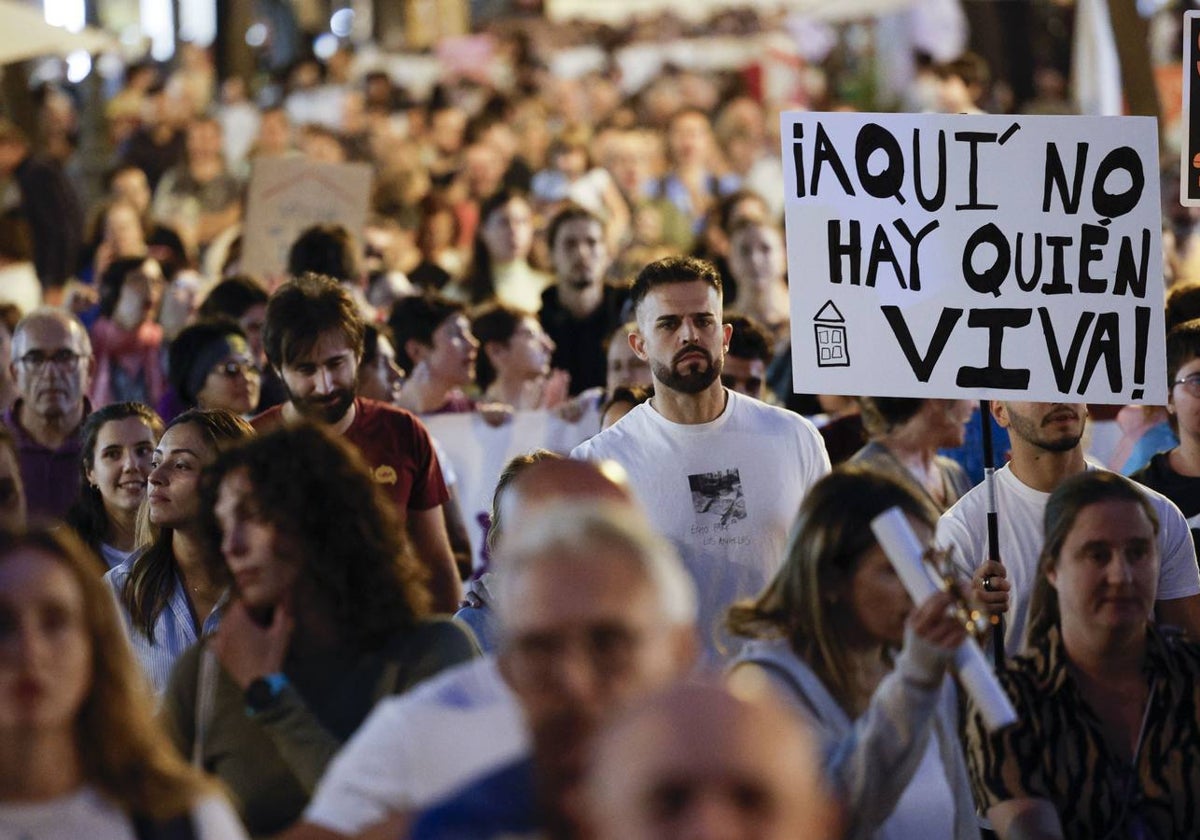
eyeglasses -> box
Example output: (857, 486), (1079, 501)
(16, 349), (84, 372)
(503, 625), (647, 690)
(1173, 373), (1200, 397)
(212, 359), (261, 378)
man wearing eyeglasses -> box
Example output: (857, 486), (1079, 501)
(1133, 321), (1200, 549)
(938, 400), (1200, 654)
(3, 308), (95, 518)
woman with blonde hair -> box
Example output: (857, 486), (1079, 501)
(727, 467), (979, 840)
(0, 525), (247, 837)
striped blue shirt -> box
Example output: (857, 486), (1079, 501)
(105, 554), (224, 696)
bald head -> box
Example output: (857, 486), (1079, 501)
(491, 457), (637, 558)
(511, 457), (633, 509)
(588, 681), (839, 840)
(12, 308), (92, 360)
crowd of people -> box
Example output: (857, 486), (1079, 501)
(1, 9), (1200, 840)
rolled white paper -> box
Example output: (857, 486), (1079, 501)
(871, 507), (1018, 733)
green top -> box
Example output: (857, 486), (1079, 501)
(162, 617), (479, 838)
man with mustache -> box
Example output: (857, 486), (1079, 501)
(253, 273), (461, 610)
(938, 401), (1200, 653)
(572, 256), (829, 662)
(539, 204), (627, 395)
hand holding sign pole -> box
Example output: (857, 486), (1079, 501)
(980, 399), (1005, 666)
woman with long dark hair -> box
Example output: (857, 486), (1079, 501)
(104, 408), (254, 694)
(66, 402), (163, 569)
(163, 423), (477, 836)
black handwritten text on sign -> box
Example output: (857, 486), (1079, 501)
(781, 113), (1165, 404)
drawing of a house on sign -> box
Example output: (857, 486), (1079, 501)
(813, 301), (849, 367)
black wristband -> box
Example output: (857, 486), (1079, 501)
(244, 673), (288, 713)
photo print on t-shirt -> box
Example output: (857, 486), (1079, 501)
(688, 468), (748, 529)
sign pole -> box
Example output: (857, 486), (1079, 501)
(980, 399), (1005, 666)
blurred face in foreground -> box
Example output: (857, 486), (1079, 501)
(588, 684), (839, 840)
(499, 546), (693, 832)
(0, 549), (91, 738)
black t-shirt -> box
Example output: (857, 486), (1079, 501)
(1132, 451), (1200, 549)
(540, 283), (629, 395)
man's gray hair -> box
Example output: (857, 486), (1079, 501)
(495, 501), (697, 627)
(12, 307), (93, 357)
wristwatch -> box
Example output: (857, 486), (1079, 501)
(244, 673), (289, 714)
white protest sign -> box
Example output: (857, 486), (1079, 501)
(1182, 11), (1200, 207)
(241, 157), (373, 280)
(782, 112), (1166, 405)
(424, 404), (602, 572)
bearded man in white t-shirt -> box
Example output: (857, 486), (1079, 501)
(937, 401), (1200, 654)
(572, 256), (830, 662)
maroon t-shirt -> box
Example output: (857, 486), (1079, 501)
(252, 398), (448, 516)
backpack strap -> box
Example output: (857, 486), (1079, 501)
(735, 641), (845, 724)
(192, 644), (219, 768)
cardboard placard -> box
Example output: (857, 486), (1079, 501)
(241, 157), (373, 281)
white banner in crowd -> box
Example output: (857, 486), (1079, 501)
(241, 158), (373, 281)
(545, 0), (913, 24)
(782, 112), (1166, 405)
(424, 405), (602, 573)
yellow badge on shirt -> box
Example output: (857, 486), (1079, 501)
(374, 465), (398, 485)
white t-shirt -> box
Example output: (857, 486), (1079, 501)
(571, 390), (830, 661)
(303, 656), (526, 835)
(0, 787), (247, 840)
(937, 464), (1200, 654)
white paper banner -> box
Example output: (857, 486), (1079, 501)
(782, 112), (1166, 405)
(424, 404), (602, 572)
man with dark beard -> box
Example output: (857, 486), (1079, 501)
(253, 273), (461, 610)
(539, 204), (626, 394)
(571, 257), (829, 662)
(938, 401), (1200, 653)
